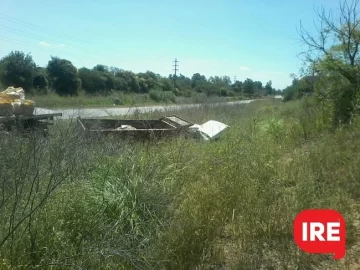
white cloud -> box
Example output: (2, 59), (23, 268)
(39, 41), (66, 49)
(239, 66), (251, 71)
(39, 41), (50, 47)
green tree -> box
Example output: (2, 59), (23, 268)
(117, 70), (140, 93)
(0, 51), (36, 90)
(78, 68), (106, 94)
(282, 76), (316, 101)
(93, 64), (109, 73)
(191, 73), (212, 95)
(299, 0), (360, 124)
(283, 80), (298, 101)
(243, 78), (254, 95)
(109, 66), (120, 75)
(47, 57), (81, 96)
(137, 71), (160, 93)
(233, 80), (243, 93)
(191, 73), (207, 88)
(33, 67), (49, 93)
(159, 77), (174, 92)
(219, 87), (228, 96)
(170, 74), (191, 96)
(175, 74), (192, 90)
(265, 81), (273, 95)
(222, 76), (232, 85)
(253, 81), (263, 91)
(113, 77), (128, 91)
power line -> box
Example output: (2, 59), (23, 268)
(0, 13), (88, 44)
(0, 24), (60, 45)
(0, 15), (122, 60)
(0, 30), (109, 64)
(0, 34), (90, 64)
(0, 36), (31, 46)
(0, 14), (143, 69)
(0, 14), (127, 56)
(0, 24), (104, 58)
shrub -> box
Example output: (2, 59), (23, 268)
(149, 89), (175, 103)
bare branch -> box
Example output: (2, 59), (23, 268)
(299, 0), (360, 85)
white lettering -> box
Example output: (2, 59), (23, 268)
(302, 222), (308, 241)
(310, 222), (325, 241)
(327, 222), (341, 241)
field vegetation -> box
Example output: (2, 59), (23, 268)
(1, 98), (360, 269)
(2, 0), (360, 268)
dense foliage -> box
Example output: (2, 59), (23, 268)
(282, 75), (316, 102)
(0, 51), (36, 90)
(47, 57), (82, 96)
(0, 51), (281, 101)
(283, 0), (360, 127)
(1, 99), (360, 269)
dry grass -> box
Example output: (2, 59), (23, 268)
(0, 97), (359, 269)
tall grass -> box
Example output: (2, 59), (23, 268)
(29, 91), (250, 109)
(29, 91), (159, 109)
(0, 98), (359, 269)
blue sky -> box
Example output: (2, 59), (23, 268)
(0, 0), (340, 89)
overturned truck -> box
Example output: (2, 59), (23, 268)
(76, 115), (229, 141)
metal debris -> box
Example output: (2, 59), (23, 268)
(77, 115), (229, 141)
(188, 120), (230, 140)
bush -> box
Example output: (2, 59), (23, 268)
(228, 91), (235, 97)
(149, 89), (175, 103)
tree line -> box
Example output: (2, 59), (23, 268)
(0, 51), (281, 101)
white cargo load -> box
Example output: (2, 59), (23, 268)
(188, 120), (229, 140)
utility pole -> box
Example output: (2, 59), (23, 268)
(173, 58), (179, 88)
(234, 76), (237, 83)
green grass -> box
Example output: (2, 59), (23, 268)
(28, 91), (253, 109)
(1, 97), (359, 269)
(29, 91), (165, 109)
